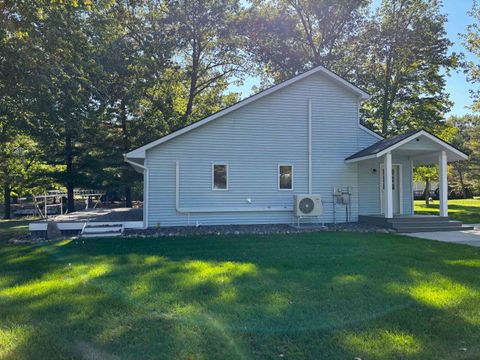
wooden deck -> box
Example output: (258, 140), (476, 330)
(29, 208), (144, 237)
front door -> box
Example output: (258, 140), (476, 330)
(380, 164), (401, 215)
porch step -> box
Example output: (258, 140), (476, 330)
(80, 223), (124, 238)
(395, 226), (473, 233)
(391, 220), (463, 228)
(81, 231), (124, 238)
(393, 223), (473, 233)
(386, 216), (452, 223)
(359, 215), (473, 233)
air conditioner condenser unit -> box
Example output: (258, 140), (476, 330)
(294, 195), (322, 217)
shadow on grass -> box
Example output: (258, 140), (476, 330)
(1, 233), (480, 359)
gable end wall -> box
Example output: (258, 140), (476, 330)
(146, 73), (369, 227)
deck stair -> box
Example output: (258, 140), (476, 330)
(359, 215), (474, 233)
(80, 223), (124, 238)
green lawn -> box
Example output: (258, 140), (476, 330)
(0, 219), (30, 243)
(415, 198), (480, 224)
(1, 233), (480, 359)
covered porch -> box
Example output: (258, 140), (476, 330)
(346, 129), (470, 232)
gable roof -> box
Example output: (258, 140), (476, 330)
(345, 129), (468, 163)
(126, 65), (371, 159)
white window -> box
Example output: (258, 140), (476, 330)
(212, 163), (228, 190)
(278, 164), (293, 190)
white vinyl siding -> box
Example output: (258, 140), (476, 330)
(146, 72), (364, 226)
(357, 155), (413, 215)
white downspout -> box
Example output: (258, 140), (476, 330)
(124, 158), (149, 229)
(176, 161), (180, 212)
(308, 98), (312, 194)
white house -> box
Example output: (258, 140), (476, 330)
(126, 65), (469, 232)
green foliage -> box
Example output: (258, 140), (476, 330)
(413, 124), (458, 202)
(0, 134), (62, 197)
(462, 0), (480, 112)
(447, 115), (480, 195)
(243, 0), (455, 136)
(242, 0), (369, 83)
(357, 0), (456, 136)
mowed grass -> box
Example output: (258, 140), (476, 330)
(1, 233), (480, 359)
(0, 219), (30, 243)
(415, 198), (480, 224)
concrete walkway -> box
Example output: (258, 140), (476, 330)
(403, 224), (480, 247)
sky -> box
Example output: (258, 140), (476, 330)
(229, 0), (478, 117)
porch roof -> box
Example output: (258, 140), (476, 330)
(345, 129), (468, 165)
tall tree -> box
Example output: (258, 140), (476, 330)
(413, 125), (456, 204)
(90, 0), (175, 207)
(447, 115), (480, 196)
(242, 0), (369, 83)
(462, 0), (480, 112)
(0, 0), (39, 218)
(29, 1), (101, 212)
(166, 0), (246, 125)
(357, 0), (456, 136)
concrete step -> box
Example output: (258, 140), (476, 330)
(386, 217), (451, 224)
(396, 225), (474, 233)
(81, 231), (123, 238)
(80, 223), (124, 238)
(392, 221), (464, 229)
(82, 226), (123, 233)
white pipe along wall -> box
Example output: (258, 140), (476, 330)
(308, 98), (312, 195)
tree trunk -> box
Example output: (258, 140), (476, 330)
(423, 178), (431, 205)
(65, 135), (75, 213)
(184, 68), (198, 123)
(183, 38), (200, 124)
(3, 184), (11, 220)
(120, 101), (133, 208)
(457, 168), (467, 198)
(125, 186), (132, 208)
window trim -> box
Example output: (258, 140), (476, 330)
(212, 162), (229, 191)
(278, 164), (294, 191)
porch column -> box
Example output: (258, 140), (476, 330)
(384, 152), (393, 218)
(438, 150), (448, 217)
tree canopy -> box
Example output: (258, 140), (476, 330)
(0, 0), (477, 218)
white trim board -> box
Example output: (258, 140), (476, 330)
(379, 163), (403, 215)
(126, 66), (370, 159)
(29, 221), (144, 232)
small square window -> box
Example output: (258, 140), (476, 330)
(279, 165), (293, 190)
(212, 164), (228, 190)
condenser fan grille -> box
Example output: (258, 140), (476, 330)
(299, 197), (315, 214)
